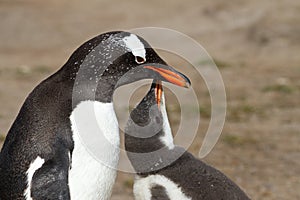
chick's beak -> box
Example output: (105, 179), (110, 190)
(155, 80), (163, 109)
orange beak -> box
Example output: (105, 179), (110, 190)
(155, 80), (163, 108)
(144, 66), (190, 88)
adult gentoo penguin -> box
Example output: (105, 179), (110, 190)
(0, 31), (191, 200)
(125, 81), (250, 200)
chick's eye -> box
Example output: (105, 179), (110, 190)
(135, 56), (146, 64)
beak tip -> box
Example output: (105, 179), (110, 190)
(184, 82), (191, 88)
(183, 77), (191, 88)
(177, 71), (191, 88)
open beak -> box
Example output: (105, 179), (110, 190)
(144, 65), (191, 88)
(155, 80), (163, 109)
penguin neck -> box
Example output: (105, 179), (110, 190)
(125, 93), (174, 155)
(95, 78), (117, 103)
(58, 55), (119, 104)
(68, 72), (118, 104)
(125, 93), (181, 174)
(159, 94), (175, 149)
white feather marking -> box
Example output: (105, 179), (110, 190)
(24, 156), (45, 200)
(159, 93), (175, 149)
(134, 175), (192, 200)
(69, 101), (120, 200)
(68, 151), (72, 170)
(122, 34), (146, 60)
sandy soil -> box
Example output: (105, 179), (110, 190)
(0, 0), (299, 199)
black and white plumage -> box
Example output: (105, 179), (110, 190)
(0, 31), (190, 200)
(125, 81), (250, 200)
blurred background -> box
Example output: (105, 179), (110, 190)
(0, 0), (299, 199)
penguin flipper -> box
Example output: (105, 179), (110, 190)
(29, 150), (71, 200)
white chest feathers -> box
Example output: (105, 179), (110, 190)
(69, 101), (120, 200)
(133, 175), (192, 200)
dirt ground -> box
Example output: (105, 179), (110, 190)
(0, 0), (299, 199)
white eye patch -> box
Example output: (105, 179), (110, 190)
(122, 34), (146, 63)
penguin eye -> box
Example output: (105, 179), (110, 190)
(135, 56), (146, 64)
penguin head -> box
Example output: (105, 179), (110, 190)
(62, 31), (190, 103)
(128, 80), (163, 128)
(125, 80), (171, 153)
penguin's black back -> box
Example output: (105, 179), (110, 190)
(0, 71), (74, 199)
(142, 146), (250, 200)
